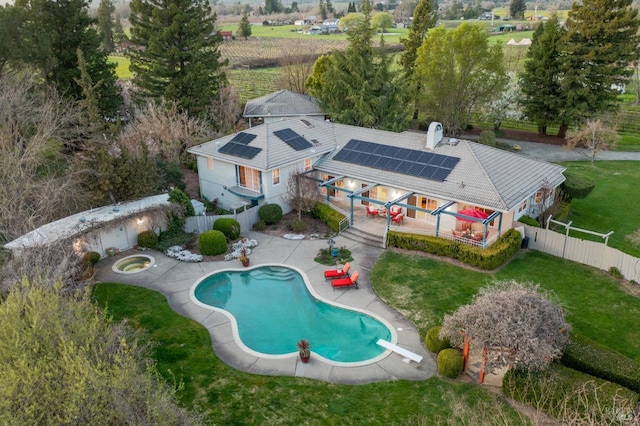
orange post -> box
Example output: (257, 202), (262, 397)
(478, 347), (488, 384)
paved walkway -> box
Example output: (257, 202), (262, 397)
(460, 134), (640, 162)
(94, 231), (436, 384)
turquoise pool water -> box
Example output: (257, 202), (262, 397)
(192, 265), (392, 363)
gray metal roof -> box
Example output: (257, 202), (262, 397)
(243, 90), (324, 118)
(188, 116), (337, 171)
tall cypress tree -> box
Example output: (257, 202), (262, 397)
(312, 0), (409, 130)
(399, 0), (438, 119)
(97, 0), (116, 52)
(559, 0), (639, 136)
(519, 16), (564, 135)
(128, 0), (227, 121)
(14, 0), (121, 120)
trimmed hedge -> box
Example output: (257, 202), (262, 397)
(561, 171), (596, 201)
(425, 326), (451, 354)
(137, 230), (158, 248)
(517, 215), (539, 227)
(258, 204), (283, 225)
(503, 363), (639, 423)
(198, 230), (228, 256)
(437, 349), (464, 379)
(561, 333), (640, 393)
(386, 228), (522, 270)
(213, 218), (241, 240)
(312, 203), (346, 233)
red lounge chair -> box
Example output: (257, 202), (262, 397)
(332, 271), (359, 289)
(324, 262), (351, 281)
(366, 205), (378, 218)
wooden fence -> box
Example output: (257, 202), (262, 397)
(521, 224), (640, 283)
(184, 207), (260, 235)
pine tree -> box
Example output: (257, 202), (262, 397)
(519, 16), (564, 135)
(509, 0), (526, 20)
(128, 0), (227, 121)
(310, 0), (409, 130)
(238, 13), (252, 39)
(558, 0), (639, 136)
(399, 0), (438, 119)
(14, 0), (122, 120)
(97, 0), (116, 52)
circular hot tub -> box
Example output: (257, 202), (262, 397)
(112, 254), (155, 274)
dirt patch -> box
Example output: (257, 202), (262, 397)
(258, 212), (334, 239)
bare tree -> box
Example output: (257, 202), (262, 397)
(281, 171), (322, 220)
(208, 85), (244, 134)
(0, 72), (89, 243)
(277, 40), (317, 95)
(565, 118), (619, 165)
(441, 280), (570, 376)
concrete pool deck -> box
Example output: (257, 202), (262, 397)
(93, 231), (436, 384)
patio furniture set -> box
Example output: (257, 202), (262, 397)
(366, 205), (404, 225)
(323, 262), (359, 289)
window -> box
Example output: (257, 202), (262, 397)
(535, 191), (542, 203)
(519, 199), (527, 212)
(273, 168), (280, 185)
(238, 166), (261, 192)
(304, 157), (312, 171)
(207, 157), (214, 170)
(421, 197), (438, 211)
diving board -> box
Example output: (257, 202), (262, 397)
(377, 339), (423, 363)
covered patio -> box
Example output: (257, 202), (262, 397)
(320, 177), (503, 249)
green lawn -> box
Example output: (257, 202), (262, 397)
(92, 283), (526, 425)
(371, 250), (640, 363)
(108, 55), (132, 79)
(561, 161), (640, 257)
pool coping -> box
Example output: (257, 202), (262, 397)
(94, 231), (436, 384)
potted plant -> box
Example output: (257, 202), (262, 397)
(239, 247), (250, 267)
(297, 338), (311, 363)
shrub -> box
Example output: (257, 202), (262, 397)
(437, 349), (464, 379)
(82, 251), (101, 265)
(386, 228), (521, 270)
(503, 364), (639, 423)
(198, 230), (228, 256)
(137, 230), (159, 248)
(608, 266), (623, 279)
(168, 188), (195, 217)
(561, 171), (596, 201)
(560, 333), (640, 393)
(518, 215), (539, 227)
(314, 246), (353, 266)
(258, 204), (283, 225)
(156, 230), (196, 252)
(478, 130), (496, 147)
(156, 159), (186, 191)
(286, 219), (306, 233)
(425, 326), (451, 354)
(213, 218), (241, 240)
(253, 220), (267, 231)
(312, 203), (346, 233)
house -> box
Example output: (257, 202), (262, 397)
(219, 31), (233, 41)
(243, 90), (326, 127)
(187, 118), (566, 247)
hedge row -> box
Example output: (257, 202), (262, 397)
(312, 203), (346, 233)
(386, 228), (522, 270)
(503, 363), (640, 423)
(561, 333), (640, 393)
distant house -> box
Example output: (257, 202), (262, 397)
(243, 90), (326, 127)
(188, 117), (565, 248)
(219, 31), (233, 41)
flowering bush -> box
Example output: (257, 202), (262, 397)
(165, 246), (203, 262)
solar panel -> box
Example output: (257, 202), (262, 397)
(273, 128), (313, 151)
(231, 132), (257, 145)
(333, 139), (459, 182)
(218, 141), (261, 159)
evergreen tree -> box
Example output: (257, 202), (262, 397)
(97, 0), (116, 52)
(519, 16), (564, 135)
(128, 0), (227, 121)
(399, 0), (438, 119)
(238, 13), (252, 39)
(347, 2), (356, 13)
(509, 0), (526, 20)
(264, 0), (283, 14)
(558, 0), (639, 137)
(14, 0), (122, 120)
(309, 0), (409, 130)
(0, 6), (23, 72)
(113, 14), (127, 46)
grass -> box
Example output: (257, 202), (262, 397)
(108, 55), (132, 79)
(92, 282), (526, 424)
(561, 161), (640, 257)
(371, 250), (640, 363)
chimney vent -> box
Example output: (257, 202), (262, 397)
(426, 122), (443, 150)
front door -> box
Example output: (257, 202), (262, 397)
(407, 195), (417, 219)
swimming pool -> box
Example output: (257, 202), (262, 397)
(190, 265), (394, 364)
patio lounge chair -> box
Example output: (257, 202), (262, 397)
(324, 262), (351, 281)
(391, 213), (404, 225)
(366, 205), (378, 218)
(332, 271), (359, 289)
